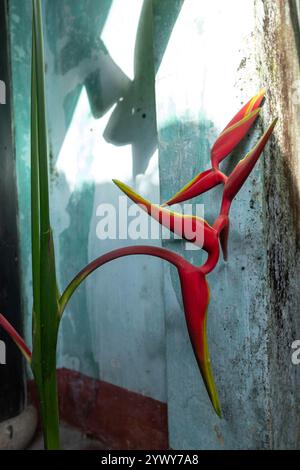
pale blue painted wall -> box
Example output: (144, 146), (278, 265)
(154, 0), (269, 448)
(153, 0), (300, 449)
(9, 0), (167, 402)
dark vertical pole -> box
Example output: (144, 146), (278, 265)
(0, 0), (25, 421)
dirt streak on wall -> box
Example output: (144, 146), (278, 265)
(255, 0), (300, 449)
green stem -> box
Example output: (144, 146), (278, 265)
(33, 345), (60, 449)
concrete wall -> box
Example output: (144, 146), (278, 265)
(154, 0), (300, 449)
(8, 0), (300, 449)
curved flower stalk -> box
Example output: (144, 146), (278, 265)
(162, 89), (265, 207)
(0, 314), (32, 363)
(58, 246), (221, 417)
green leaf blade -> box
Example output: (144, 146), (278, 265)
(31, 0), (60, 450)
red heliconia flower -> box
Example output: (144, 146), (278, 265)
(162, 89), (265, 207)
(111, 98), (277, 418)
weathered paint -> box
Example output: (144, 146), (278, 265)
(256, 0), (300, 449)
(9, 0), (166, 402)
(153, 0), (300, 449)
(29, 368), (168, 450)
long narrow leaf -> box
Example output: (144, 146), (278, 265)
(31, 0), (60, 450)
(30, 0), (41, 370)
(32, 0), (50, 234)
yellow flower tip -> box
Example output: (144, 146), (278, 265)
(214, 401), (222, 419)
(209, 389), (222, 418)
(265, 117), (278, 137)
(243, 106), (261, 122)
(112, 179), (129, 194)
(245, 88), (266, 115)
(112, 178), (122, 187)
(262, 116), (278, 138)
(112, 179), (150, 207)
(253, 106), (262, 115)
(257, 87), (267, 99)
(220, 107), (261, 138)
